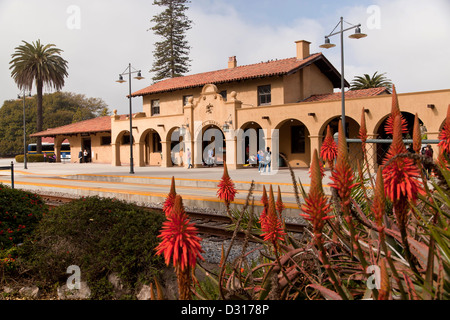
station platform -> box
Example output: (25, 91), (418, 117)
(0, 159), (333, 218)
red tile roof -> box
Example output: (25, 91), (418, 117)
(301, 87), (389, 103)
(41, 137), (69, 143)
(132, 53), (326, 97)
(31, 116), (112, 137)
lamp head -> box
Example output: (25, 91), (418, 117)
(116, 75), (126, 83)
(349, 27), (367, 39)
(319, 37), (336, 49)
(134, 71), (145, 80)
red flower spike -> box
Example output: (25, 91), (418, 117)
(372, 167), (386, 227)
(260, 185), (286, 244)
(412, 113), (422, 154)
(163, 176), (177, 217)
(301, 149), (333, 234)
(156, 195), (204, 272)
(359, 108), (368, 143)
(276, 186), (285, 216)
(329, 120), (358, 206)
(360, 108), (368, 154)
(320, 125), (338, 169)
(216, 163), (237, 203)
(438, 104), (450, 156)
(384, 85), (408, 136)
(382, 115), (424, 203)
(259, 186), (268, 230)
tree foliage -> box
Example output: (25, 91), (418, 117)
(150, 0), (192, 82)
(9, 40), (69, 154)
(0, 92), (109, 157)
(350, 71), (393, 91)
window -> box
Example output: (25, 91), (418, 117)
(258, 85), (271, 106)
(291, 125), (306, 154)
(122, 134), (134, 145)
(219, 90), (227, 101)
(183, 95), (193, 106)
(151, 99), (160, 116)
(101, 136), (111, 146)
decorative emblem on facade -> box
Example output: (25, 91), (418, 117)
(206, 104), (214, 114)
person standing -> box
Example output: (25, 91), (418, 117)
(257, 150), (264, 172)
(263, 147), (271, 173)
(78, 150), (83, 163)
(83, 149), (89, 163)
(207, 148), (214, 167)
(187, 148), (193, 169)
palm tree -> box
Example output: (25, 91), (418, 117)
(350, 72), (392, 92)
(9, 40), (68, 154)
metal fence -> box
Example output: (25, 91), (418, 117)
(0, 161), (14, 189)
(345, 138), (440, 174)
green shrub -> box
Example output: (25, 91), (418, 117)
(16, 196), (165, 298)
(15, 154), (46, 163)
(0, 183), (47, 249)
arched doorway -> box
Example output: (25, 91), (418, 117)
(320, 116), (361, 168)
(201, 124), (225, 167)
(140, 129), (162, 166)
(115, 130), (133, 166)
(375, 112), (424, 164)
(275, 119), (311, 168)
(167, 127), (184, 167)
(237, 122), (265, 167)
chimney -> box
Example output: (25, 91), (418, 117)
(295, 40), (311, 60)
(228, 56), (237, 68)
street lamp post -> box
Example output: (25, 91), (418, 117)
(116, 63), (145, 174)
(17, 89), (31, 170)
(320, 17), (367, 137)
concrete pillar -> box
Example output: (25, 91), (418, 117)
(112, 143), (121, 166)
(138, 142), (145, 167)
(309, 135), (322, 165)
(160, 141), (171, 168)
(225, 136), (238, 170)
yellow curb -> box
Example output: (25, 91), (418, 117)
(0, 179), (301, 209)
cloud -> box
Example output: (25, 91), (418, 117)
(187, 1), (325, 72)
(337, 0), (450, 93)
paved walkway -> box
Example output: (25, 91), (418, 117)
(0, 159), (333, 217)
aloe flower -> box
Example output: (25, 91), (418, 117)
(383, 116), (424, 275)
(217, 163), (237, 204)
(156, 195), (204, 272)
(412, 113), (422, 154)
(259, 186), (268, 230)
(320, 125), (338, 170)
(359, 108), (368, 147)
(163, 176), (177, 217)
(330, 121), (369, 270)
(260, 185), (286, 245)
(372, 167), (385, 228)
(155, 195), (204, 300)
(276, 186), (285, 216)
(384, 85), (408, 136)
(382, 115), (423, 204)
(301, 149), (333, 235)
(329, 120), (358, 206)
(438, 104), (450, 155)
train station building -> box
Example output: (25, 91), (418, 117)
(31, 40), (450, 170)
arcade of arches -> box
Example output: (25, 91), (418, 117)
(107, 85), (449, 171)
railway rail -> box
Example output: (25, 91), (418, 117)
(40, 194), (306, 241)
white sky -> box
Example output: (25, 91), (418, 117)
(0, 0), (449, 115)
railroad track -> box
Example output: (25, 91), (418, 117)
(40, 194), (306, 241)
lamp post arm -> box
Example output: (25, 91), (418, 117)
(326, 24), (361, 38)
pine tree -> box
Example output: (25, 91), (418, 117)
(150, 0), (192, 82)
